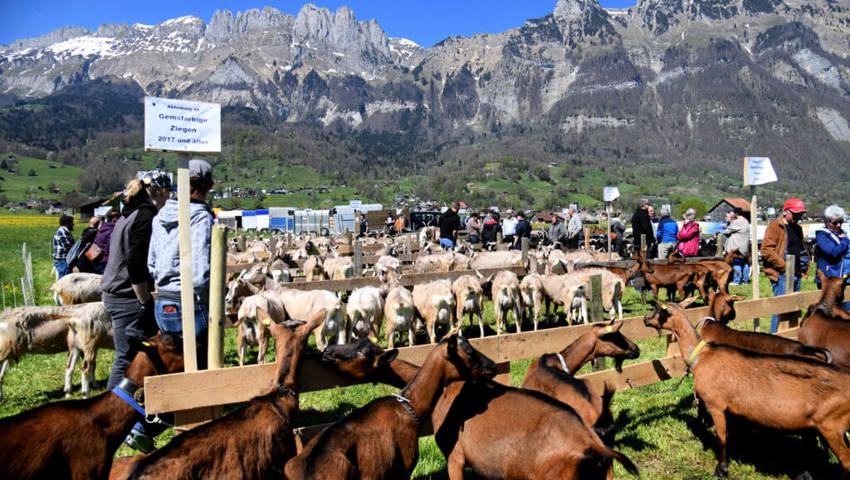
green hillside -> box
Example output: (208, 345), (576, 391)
(0, 149), (794, 216)
(0, 154), (82, 203)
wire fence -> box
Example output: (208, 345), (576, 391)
(1, 243), (45, 309)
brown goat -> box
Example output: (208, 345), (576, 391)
(630, 252), (704, 301)
(700, 292), (831, 363)
(812, 270), (850, 320)
(800, 275), (850, 370)
(521, 320), (640, 439)
(124, 309), (324, 480)
(644, 298), (850, 478)
(285, 333), (497, 480)
(0, 333), (184, 480)
(320, 339), (638, 479)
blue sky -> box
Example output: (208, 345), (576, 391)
(0, 0), (636, 47)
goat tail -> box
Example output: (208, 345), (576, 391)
(604, 447), (639, 476)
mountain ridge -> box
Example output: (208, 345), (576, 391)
(0, 0), (849, 207)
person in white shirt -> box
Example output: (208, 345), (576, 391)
(502, 209), (518, 245)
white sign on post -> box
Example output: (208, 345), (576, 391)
(144, 97), (221, 153)
(603, 186), (620, 202)
(743, 157), (778, 186)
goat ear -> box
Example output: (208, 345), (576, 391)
(730, 295), (747, 303)
(378, 349), (399, 366)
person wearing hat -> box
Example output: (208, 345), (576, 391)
(676, 208), (701, 257)
(502, 209), (518, 245)
(101, 168), (173, 452)
(723, 207), (751, 284)
(512, 211), (532, 250)
(148, 159), (214, 350)
(761, 197), (808, 334)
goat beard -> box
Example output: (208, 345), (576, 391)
(615, 358), (624, 373)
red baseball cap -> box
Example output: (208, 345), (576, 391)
(783, 197), (806, 213)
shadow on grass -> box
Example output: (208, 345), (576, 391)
(294, 402), (362, 426)
(692, 407), (840, 480)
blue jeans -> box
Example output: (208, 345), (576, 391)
(154, 299), (209, 339)
(731, 258), (750, 284)
(770, 273), (802, 333)
(54, 259), (72, 279)
(440, 238), (455, 250)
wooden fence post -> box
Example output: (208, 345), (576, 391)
(208, 225), (227, 370)
(715, 233), (724, 257)
(237, 236), (246, 253)
(584, 227), (590, 251)
(353, 241), (363, 277)
(521, 237), (529, 269)
(590, 274), (607, 371)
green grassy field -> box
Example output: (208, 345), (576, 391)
(0, 217), (839, 478)
(0, 155), (82, 202)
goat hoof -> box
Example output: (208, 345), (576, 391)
(713, 464), (728, 478)
(792, 472), (813, 480)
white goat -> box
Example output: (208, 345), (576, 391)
(412, 251), (471, 273)
(491, 270), (523, 335)
(519, 273), (546, 330)
(571, 268), (625, 320)
(451, 273), (488, 338)
(412, 279), (456, 344)
(346, 286), (385, 342)
(64, 302), (113, 397)
(0, 303), (112, 402)
(383, 285), (416, 348)
(51, 273), (102, 305)
(235, 292), (286, 366)
(303, 255), (325, 282)
(541, 274), (588, 326)
(276, 288), (346, 349)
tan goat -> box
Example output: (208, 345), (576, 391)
(412, 279), (456, 343)
(452, 273), (488, 337)
(491, 270), (523, 334)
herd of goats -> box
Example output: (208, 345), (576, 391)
(1, 228), (850, 479)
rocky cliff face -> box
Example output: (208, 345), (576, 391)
(1, 0), (849, 200)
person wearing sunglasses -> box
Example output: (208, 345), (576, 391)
(814, 205), (850, 299)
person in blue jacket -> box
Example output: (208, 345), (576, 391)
(815, 205), (850, 310)
(655, 205), (679, 260)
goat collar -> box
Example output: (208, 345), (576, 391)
(555, 352), (570, 375)
(111, 378), (146, 418)
(686, 340), (708, 367)
(392, 393), (420, 426)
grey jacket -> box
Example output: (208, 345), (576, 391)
(723, 217), (751, 256)
(567, 213), (583, 239)
(148, 199), (213, 304)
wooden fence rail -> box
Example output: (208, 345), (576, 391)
(145, 288), (825, 416)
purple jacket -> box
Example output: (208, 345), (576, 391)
(94, 222), (115, 265)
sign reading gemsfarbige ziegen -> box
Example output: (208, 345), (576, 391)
(144, 97), (221, 152)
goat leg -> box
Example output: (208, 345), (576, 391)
(0, 359), (8, 402)
(707, 407), (730, 478)
(64, 347), (80, 397)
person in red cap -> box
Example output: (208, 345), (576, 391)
(760, 197), (808, 333)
